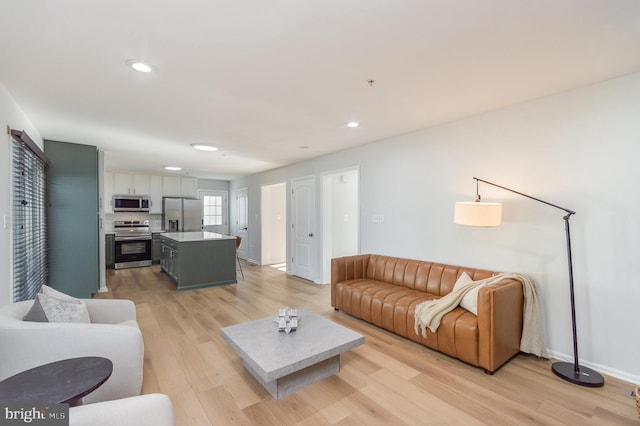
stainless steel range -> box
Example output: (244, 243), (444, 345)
(114, 220), (152, 269)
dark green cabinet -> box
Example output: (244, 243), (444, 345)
(160, 238), (179, 281)
(160, 234), (236, 291)
(152, 233), (162, 264)
(106, 233), (115, 268)
(45, 140), (99, 298)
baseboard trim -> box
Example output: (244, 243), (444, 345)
(547, 349), (640, 385)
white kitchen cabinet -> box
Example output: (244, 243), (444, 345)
(104, 172), (114, 213)
(149, 175), (163, 214)
(133, 174), (150, 194)
(105, 173), (198, 205)
(181, 177), (198, 198)
(162, 176), (198, 197)
(113, 173), (132, 195)
(114, 173), (150, 195)
(162, 176), (181, 197)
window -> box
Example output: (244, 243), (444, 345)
(11, 130), (49, 302)
(203, 195), (223, 226)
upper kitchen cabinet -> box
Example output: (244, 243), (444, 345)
(45, 140), (100, 298)
(162, 176), (181, 197)
(181, 177), (198, 198)
(163, 176), (198, 198)
(114, 173), (150, 195)
(104, 173), (198, 209)
(149, 175), (163, 214)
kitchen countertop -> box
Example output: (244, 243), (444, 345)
(160, 231), (236, 242)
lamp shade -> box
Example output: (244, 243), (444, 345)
(454, 201), (503, 227)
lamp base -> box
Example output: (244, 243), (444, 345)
(551, 361), (604, 387)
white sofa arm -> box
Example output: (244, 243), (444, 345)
(83, 299), (137, 323)
(70, 394), (175, 426)
(0, 324), (143, 404)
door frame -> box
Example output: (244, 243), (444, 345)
(234, 187), (249, 260)
(321, 166), (360, 284)
(261, 182), (287, 266)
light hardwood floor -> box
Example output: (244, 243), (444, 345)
(97, 263), (638, 425)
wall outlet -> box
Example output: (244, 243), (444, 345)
(371, 214), (385, 224)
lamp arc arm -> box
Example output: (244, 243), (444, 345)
(474, 177), (575, 216)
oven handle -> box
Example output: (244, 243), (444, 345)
(115, 235), (152, 241)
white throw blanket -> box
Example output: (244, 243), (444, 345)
(414, 273), (548, 358)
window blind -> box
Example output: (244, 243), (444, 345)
(11, 130), (49, 302)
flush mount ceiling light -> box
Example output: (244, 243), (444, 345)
(126, 59), (154, 73)
(346, 121), (359, 128)
(191, 143), (218, 152)
(163, 166), (182, 171)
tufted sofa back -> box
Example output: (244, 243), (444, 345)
(336, 254), (497, 297)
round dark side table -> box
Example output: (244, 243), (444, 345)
(0, 356), (113, 406)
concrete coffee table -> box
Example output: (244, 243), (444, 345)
(220, 309), (364, 399)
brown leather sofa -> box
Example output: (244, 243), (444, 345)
(331, 254), (524, 373)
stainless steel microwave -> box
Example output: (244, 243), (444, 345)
(113, 195), (150, 212)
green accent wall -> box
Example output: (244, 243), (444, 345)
(45, 140), (99, 298)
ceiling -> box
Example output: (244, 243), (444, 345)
(1, 1), (639, 180)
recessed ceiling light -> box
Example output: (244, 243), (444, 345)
(346, 121), (359, 128)
(191, 143), (218, 152)
(163, 166), (182, 171)
(126, 59), (154, 73)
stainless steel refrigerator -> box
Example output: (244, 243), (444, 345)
(162, 197), (202, 232)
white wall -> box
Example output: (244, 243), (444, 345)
(0, 82), (43, 306)
(231, 72), (640, 383)
(197, 178), (230, 192)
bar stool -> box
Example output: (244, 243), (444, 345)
(235, 236), (244, 279)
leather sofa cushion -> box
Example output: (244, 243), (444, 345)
(334, 278), (482, 366)
(355, 255), (495, 296)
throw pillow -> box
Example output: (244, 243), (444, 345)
(22, 296), (49, 322)
(452, 272), (487, 316)
(23, 285), (91, 323)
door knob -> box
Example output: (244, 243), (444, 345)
(308, 233), (314, 237)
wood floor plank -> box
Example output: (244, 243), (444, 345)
(97, 264), (639, 425)
(197, 386), (253, 425)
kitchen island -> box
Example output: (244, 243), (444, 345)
(160, 232), (237, 291)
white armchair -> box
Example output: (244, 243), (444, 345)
(70, 393), (175, 426)
(0, 298), (143, 404)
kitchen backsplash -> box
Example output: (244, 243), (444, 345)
(104, 213), (163, 232)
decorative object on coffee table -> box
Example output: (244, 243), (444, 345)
(275, 307), (300, 334)
(221, 309), (364, 399)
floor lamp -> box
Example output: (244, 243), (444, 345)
(454, 177), (604, 387)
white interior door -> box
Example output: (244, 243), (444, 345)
(291, 176), (316, 281)
(200, 190), (228, 234)
(236, 187), (249, 260)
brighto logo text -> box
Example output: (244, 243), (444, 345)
(4, 407), (47, 423)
